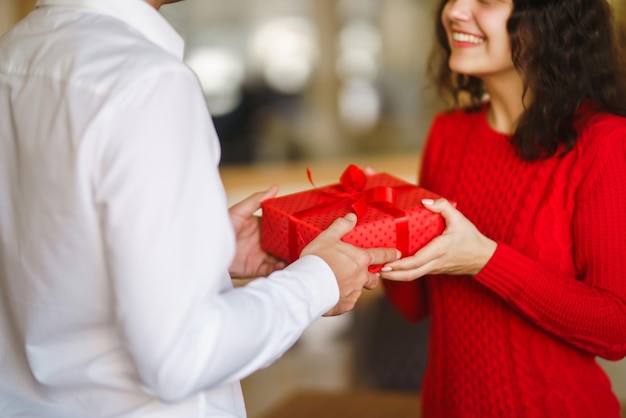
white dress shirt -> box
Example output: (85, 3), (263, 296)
(0, 0), (339, 416)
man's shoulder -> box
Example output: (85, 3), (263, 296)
(70, 14), (189, 92)
(1, 10), (191, 96)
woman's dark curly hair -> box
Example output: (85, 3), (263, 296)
(429, 0), (626, 160)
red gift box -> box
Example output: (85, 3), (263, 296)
(261, 165), (447, 269)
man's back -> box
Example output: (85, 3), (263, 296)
(0, 3), (243, 416)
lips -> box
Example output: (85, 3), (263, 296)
(451, 31), (485, 44)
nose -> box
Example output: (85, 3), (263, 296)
(445, 0), (472, 21)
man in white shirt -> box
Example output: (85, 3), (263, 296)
(0, 0), (400, 416)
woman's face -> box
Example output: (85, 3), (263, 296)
(442, 0), (515, 80)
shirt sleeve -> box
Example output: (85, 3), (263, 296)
(475, 128), (626, 360)
(93, 63), (339, 402)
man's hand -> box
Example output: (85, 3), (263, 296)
(301, 213), (401, 316)
(229, 185), (286, 278)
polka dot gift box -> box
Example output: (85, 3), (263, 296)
(261, 165), (448, 272)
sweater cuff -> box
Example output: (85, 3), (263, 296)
(474, 243), (534, 302)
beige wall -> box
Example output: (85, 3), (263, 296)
(0, 0), (36, 36)
(18, 0), (36, 16)
(0, 0), (19, 36)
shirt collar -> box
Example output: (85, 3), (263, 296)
(35, 0), (185, 60)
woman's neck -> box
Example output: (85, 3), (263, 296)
(482, 71), (526, 134)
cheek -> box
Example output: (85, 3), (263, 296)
(476, 8), (511, 36)
(481, 22), (512, 56)
(492, 35), (513, 63)
(488, 44), (515, 72)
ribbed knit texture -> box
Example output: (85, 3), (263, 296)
(383, 104), (626, 417)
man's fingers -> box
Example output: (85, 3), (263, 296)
(260, 184), (279, 202)
(320, 213), (358, 240)
(366, 247), (401, 266)
(248, 185), (279, 208)
(230, 185), (279, 216)
(363, 273), (380, 290)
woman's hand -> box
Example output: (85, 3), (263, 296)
(380, 198), (497, 281)
(228, 185), (286, 278)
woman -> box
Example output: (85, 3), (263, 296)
(380, 0), (626, 416)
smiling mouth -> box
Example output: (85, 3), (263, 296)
(451, 32), (485, 44)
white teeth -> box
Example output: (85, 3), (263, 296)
(452, 32), (484, 44)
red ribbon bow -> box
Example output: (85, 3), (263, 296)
(307, 164), (400, 217)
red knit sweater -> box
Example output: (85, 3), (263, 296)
(383, 104), (626, 417)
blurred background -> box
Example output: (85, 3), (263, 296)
(161, 0), (445, 166)
(2, 0), (626, 416)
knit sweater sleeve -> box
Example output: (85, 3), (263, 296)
(475, 127), (626, 360)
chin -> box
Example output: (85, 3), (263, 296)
(448, 63), (478, 78)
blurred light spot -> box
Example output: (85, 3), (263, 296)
(336, 19), (380, 81)
(339, 20), (381, 55)
(336, 48), (378, 80)
(186, 48), (245, 116)
(249, 17), (318, 94)
(338, 78), (381, 131)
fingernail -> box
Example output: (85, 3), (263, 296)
(396, 250), (402, 259)
(422, 199), (435, 205)
(381, 266), (392, 272)
(344, 212), (357, 221)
